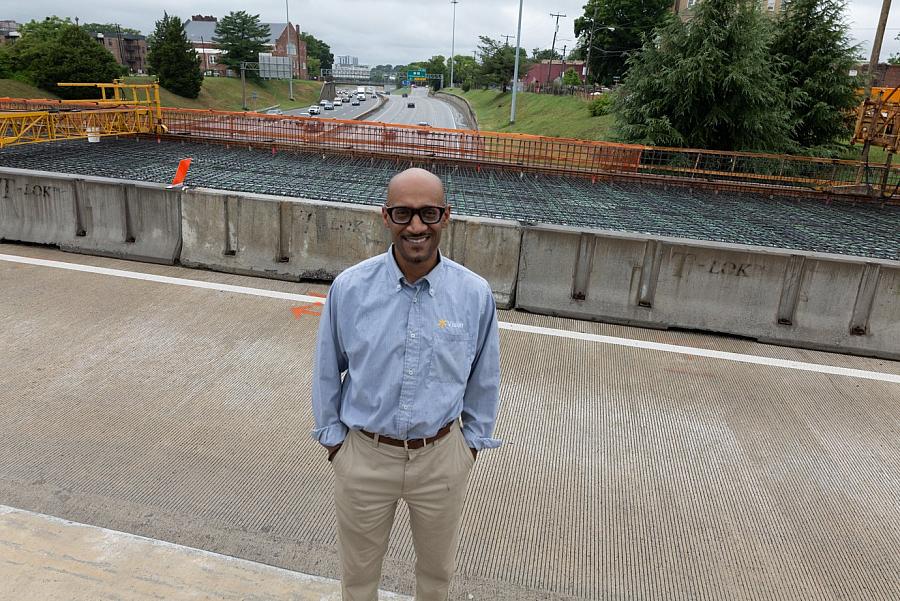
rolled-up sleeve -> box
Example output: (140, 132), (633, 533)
(461, 286), (502, 450)
(311, 280), (349, 447)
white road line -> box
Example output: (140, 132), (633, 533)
(0, 253), (323, 304)
(2, 252), (899, 384)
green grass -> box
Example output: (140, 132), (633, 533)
(125, 76), (322, 111)
(0, 79), (58, 99)
(443, 87), (615, 140)
(0, 76), (322, 112)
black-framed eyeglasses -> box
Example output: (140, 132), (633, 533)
(384, 205), (446, 225)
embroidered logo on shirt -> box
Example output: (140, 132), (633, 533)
(438, 319), (464, 330)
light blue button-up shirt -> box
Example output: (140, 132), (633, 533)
(312, 247), (501, 450)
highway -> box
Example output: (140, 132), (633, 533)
(284, 86), (464, 129)
(365, 86), (459, 128)
(283, 86), (380, 120)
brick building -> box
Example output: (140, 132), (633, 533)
(184, 15), (307, 79)
(523, 60), (586, 86)
(0, 20), (20, 45)
(89, 29), (148, 74)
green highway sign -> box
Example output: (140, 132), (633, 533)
(407, 69), (426, 79)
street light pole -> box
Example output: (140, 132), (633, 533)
(285, 0), (294, 100)
(510, 0), (525, 123)
(450, 0), (459, 89)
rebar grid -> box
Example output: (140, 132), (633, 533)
(3, 99), (900, 199)
(1, 138), (897, 261)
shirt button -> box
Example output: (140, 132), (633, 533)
(407, 369), (413, 375)
(410, 332), (416, 338)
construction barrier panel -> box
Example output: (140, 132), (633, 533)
(0, 167), (181, 264)
(515, 224), (900, 360)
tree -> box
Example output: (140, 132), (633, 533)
(574, 0), (670, 85)
(147, 13), (203, 98)
(300, 32), (333, 72)
(213, 11), (269, 73)
(81, 23), (141, 36)
(424, 55), (447, 89)
(7, 17), (125, 98)
(563, 68), (582, 87)
(771, 0), (861, 150)
(532, 48), (562, 61)
(477, 36), (529, 92)
(615, 0), (793, 152)
(451, 55), (478, 87)
(307, 56), (321, 78)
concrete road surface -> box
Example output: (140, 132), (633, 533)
(2, 243), (900, 600)
(284, 86), (381, 120)
(366, 86), (461, 128)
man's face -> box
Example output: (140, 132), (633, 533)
(382, 172), (450, 266)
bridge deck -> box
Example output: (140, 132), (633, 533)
(0, 139), (898, 261)
(2, 243), (899, 600)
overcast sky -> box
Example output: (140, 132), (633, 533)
(8, 0), (900, 66)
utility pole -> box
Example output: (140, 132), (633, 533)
(501, 34), (514, 46)
(545, 12), (566, 89)
(584, 6), (599, 86)
(450, 0), (459, 88)
(510, 0), (525, 123)
(285, 0), (294, 100)
(861, 0), (892, 165)
(241, 62), (248, 110)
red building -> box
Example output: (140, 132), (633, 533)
(523, 60), (586, 86)
(184, 16), (307, 79)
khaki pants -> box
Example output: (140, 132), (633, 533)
(331, 426), (475, 601)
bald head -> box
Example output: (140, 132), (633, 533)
(386, 168), (445, 206)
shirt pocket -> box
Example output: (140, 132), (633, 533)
(429, 332), (474, 384)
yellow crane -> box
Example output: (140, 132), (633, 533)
(0, 80), (166, 149)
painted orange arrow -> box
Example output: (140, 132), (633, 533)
(290, 291), (327, 318)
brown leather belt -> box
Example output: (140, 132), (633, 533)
(361, 421), (456, 449)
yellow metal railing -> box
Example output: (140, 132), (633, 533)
(0, 80), (164, 148)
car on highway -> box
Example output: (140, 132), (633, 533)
(407, 102), (415, 108)
(351, 99), (360, 106)
(265, 108), (283, 115)
(402, 93), (408, 98)
(334, 99), (342, 106)
(324, 102), (334, 110)
(417, 121), (430, 127)
(308, 105), (321, 115)
(319, 99), (328, 106)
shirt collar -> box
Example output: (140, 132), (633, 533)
(385, 245), (444, 297)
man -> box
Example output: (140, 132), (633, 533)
(312, 167), (501, 601)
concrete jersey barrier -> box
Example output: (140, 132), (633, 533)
(2, 167), (895, 358)
(0, 167), (181, 265)
(515, 224), (900, 360)
(180, 188), (520, 308)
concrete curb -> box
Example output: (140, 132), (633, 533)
(357, 93), (389, 121)
(435, 91), (478, 130)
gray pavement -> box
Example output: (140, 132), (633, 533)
(2, 242), (899, 600)
(366, 87), (460, 128)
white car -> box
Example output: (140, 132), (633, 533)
(319, 99), (328, 106)
(334, 99), (343, 106)
(308, 105), (321, 115)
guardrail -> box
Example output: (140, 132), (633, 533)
(3, 97), (899, 201)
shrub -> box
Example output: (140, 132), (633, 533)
(588, 94), (613, 117)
